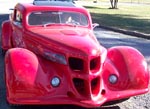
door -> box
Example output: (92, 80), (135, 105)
(12, 9), (25, 48)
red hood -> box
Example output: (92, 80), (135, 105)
(30, 27), (101, 55)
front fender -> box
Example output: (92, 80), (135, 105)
(5, 48), (39, 86)
(5, 48), (47, 103)
(104, 46), (149, 90)
(1, 20), (12, 50)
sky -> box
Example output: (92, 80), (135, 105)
(0, 0), (33, 14)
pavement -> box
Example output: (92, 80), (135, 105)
(98, 25), (150, 39)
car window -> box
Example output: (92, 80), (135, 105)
(28, 11), (88, 26)
(15, 10), (22, 23)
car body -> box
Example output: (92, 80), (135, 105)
(1, 0), (149, 108)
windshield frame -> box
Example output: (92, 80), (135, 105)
(27, 10), (89, 27)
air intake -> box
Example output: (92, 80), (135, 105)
(73, 78), (85, 95)
(69, 57), (84, 71)
(90, 56), (100, 70)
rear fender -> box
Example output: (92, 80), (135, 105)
(1, 20), (12, 50)
(103, 46), (149, 90)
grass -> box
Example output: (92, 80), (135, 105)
(78, 0), (150, 34)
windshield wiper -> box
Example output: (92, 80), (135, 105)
(43, 23), (59, 27)
(43, 22), (80, 27)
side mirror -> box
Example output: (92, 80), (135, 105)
(9, 8), (14, 11)
(92, 23), (99, 29)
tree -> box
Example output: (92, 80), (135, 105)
(110, 0), (118, 9)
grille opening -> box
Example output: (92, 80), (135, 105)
(73, 78), (85, 95)
(69, 57), (83, 71)
(91, 77), (100, 95)
(90, 57), (100, 70)
(101, 89), (106, 95)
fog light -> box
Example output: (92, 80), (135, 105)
(109, 74), (118, 84)
(51, 77), (60, 87)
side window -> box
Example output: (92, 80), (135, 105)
(14, 10), (22, 24)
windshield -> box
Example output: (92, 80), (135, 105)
(28, 11), (88, 26)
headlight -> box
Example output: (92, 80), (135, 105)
(44, 50), (67, 65)
(51, 77), (60, 87)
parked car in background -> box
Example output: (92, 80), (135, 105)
(1, 0), (149, 108)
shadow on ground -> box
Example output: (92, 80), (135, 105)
(7, 105), (120, 109)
